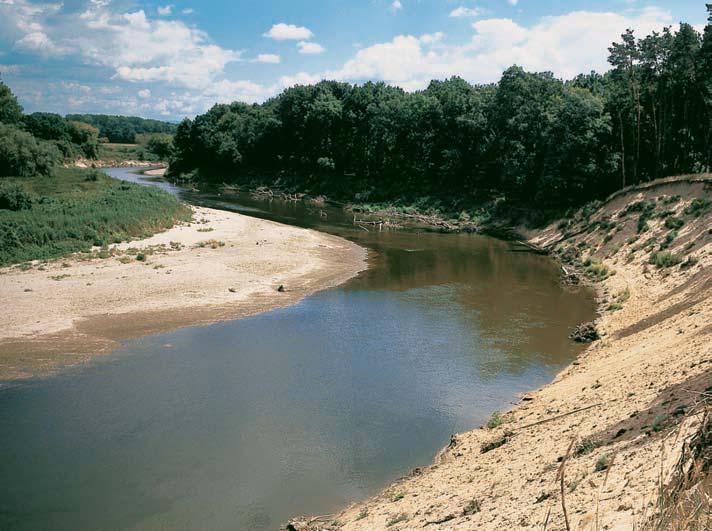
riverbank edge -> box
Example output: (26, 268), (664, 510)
(0, 203), (367, 382)
(287, 175), (711, 530)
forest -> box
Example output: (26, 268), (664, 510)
(66, 114), (177, 144)
(170, 9), (712, 213)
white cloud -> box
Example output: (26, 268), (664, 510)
(74, 7), (240, 89)
(508, 0), (519, 6)
(310, 7), (675, 90)
(157, 5), (172, 16)
(391, 1), (402, 12)
(2, 0), (65, 55)
(14, 30), (65, 54)
(182, 8), (194, 15)
(263, 23), (313, 41)
(254, 53), (281, 63)
(138, 88), (151, 98)
(297, 41), (325, 54)
(419, 32), (444, 44)
(449, 7), (482, 18)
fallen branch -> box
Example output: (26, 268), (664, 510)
(517, 403), (604, 431)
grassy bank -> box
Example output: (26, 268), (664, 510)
(0, 167), (191, 266)
(96, 142), (162, 164)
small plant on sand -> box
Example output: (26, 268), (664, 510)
(390, 492), (405, 502)
(680, 255), (698, 269)
(486, 411), (504, 429)
(684, 198), (711, 217)
(652, 414), (667, 432)
(135, 252), (146, 261)
(355, 508), (368, 521)
(660, 230), (678, 250)
(595, 453), (611, 472)
(195, 239), (225, 249)
(574, 438), (600, 457)
(481, 430), (512, 453)
(463, 499), (481, 515)
(583, 257), (610, 281)
(664, 217), (684, 230)
(386, 512), (408, 527)
(197, 227), (214, 232)
(649, 251), (682, 268)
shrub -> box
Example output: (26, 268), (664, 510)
(595, 453), (611, 472)
(386, 513), (408, 527)
(487, 411), (503, 429)
(0, 123), (62, 177)
(583, 257), (610, 280)
(574, 438), (600, 457)
(481, 431), (512, 453)
(0, 184), (33, 211)
(684, 198), (711, 218)
(664, 217), (684, 230)
(649, 251), (682, 268)
(652, 414), (667, 432)
(681, 256), (698, 269)
(660, 230), (677, 250)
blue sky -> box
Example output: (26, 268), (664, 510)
(0, 1), (707, 120)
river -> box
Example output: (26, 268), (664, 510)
(0, 167), (595, 530)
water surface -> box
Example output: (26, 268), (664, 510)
(0, 168), (595, 530)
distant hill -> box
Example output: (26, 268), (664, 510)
(65, 114), (177, 144)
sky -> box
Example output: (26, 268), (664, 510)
(0, 0), (708, 121)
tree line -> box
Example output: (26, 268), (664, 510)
(170, 9), (712, 210)
(0, 82), (178, 177)
(66, 114), (177, 144)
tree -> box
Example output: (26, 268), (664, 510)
(0, 80), (23, 125)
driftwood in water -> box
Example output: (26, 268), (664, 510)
(511, 240), (549, 255)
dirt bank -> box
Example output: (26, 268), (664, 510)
(0, 206), (366, 381)
(290, 176), (711, 530)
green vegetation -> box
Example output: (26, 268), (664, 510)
(649, 251), (683, 268)
(480, 431), (512, 453)
(681, 255), (699, 268)
(66, 114), (177, 144)
(23, 112), (100, 159)
(486, 411), (504, 429)
(169, 9), (712, 216)
(652, 414), (667, 432)
(0, 168), (191, 266)
(583, 257), (611, 281)
(664, 217), (685, 230)
(574, 438), (601, 457)
(595, 453), (612, 472)
(683, 198), (711, 218)
(385, 513), (408, 527)
(0, 122), (62, 177)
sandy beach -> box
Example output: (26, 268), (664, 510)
(290, 177), (711, 530)
(0, 206), (366, 381)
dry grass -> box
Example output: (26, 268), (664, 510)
(642, 396), (711, 531)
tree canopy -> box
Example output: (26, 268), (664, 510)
(66, 114), (177, 144)
(170, 12), (712, 210)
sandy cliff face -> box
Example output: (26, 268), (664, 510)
(291, 176), (711, 531)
